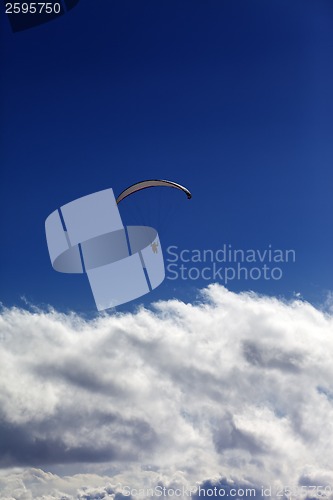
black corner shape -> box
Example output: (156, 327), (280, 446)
(63, 0), (80, 11)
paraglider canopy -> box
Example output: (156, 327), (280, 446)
(116, 179), (192, 204)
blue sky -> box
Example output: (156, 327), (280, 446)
(1, 0), (333, 313)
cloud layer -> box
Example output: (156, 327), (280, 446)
(0, 285), (333, 499)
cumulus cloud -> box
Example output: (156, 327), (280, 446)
(0, 285), (332, 499)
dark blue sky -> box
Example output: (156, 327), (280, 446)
(1, 0), (333, 313)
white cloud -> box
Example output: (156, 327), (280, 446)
(0, 285), (332, 499)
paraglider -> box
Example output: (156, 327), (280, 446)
(45, 178), (192, 310)
(116, 179), (192, 204)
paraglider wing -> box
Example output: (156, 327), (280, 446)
(116, 179), (192, 204)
